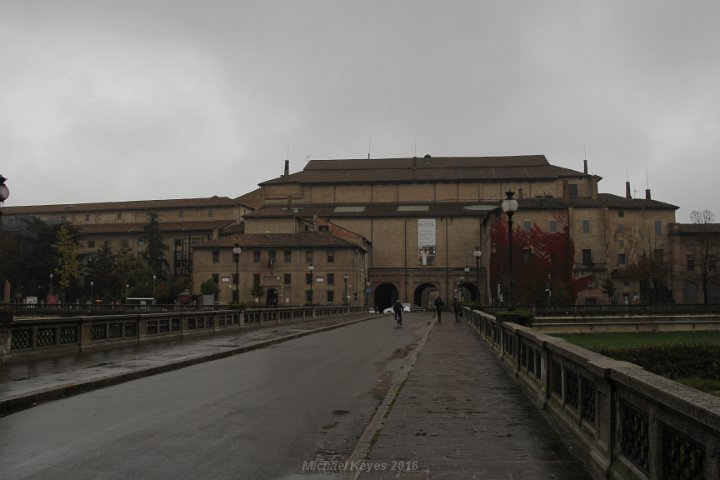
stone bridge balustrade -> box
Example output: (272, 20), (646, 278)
(0, 306), (367, 363)
(465, 308), (720, 480)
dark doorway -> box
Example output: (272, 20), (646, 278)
(374, 283), (399, 312)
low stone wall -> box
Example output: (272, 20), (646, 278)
(0, 305), (367, 363)
(465, 308), (720, 480)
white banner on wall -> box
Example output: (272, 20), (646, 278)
(418, 218), (436, 265)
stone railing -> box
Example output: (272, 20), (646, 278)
(0, 305), (369, 363)
(465, 308), (720, 480)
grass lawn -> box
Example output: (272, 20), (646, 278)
(556, 331), (720, 350)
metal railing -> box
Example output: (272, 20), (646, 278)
(465, 308), (720, 480)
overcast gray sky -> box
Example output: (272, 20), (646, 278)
(2, 0), (719, 222)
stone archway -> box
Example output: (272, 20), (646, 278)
(414, 283), (439, 309)
(374, 283), (399, 312)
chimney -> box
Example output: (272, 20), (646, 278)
(583, 159), (588, 174)
(284, 160), (290, 177)
(625, 181), (632, 199)
(645, 189), (651, 200)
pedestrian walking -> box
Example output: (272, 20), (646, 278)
(393, 299), (403, 325)
(453, 298), (463, 322)
(434, 297), (444, 323)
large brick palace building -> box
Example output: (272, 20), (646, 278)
(3, 155), (718, 308)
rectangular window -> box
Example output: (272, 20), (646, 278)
(117, 213), (122, 220)
(212, 273), (219, 284)
(306, 290), (313, 303)
(619, 240), (625, 248)
(687, 255), (695, 271)
(88, 240), (95, 248)
(212, 251), (220, 263)
(253, 251), (261, 263)
(306, 250), (314, 264)
(582, 249), (592, 266)
(327, 273), (335, 285)
(548, 221), (557, 233)
(327, 250), (335, 263)
(655, 220), (662, 235)
(327, 290), (335, 303)
(568, 184), (578, 198)
(306, 273), (313, 285)
(208, 209), (214, 218)
(618, 210), (625, 218)
(618, 253), (626, 265)
(121, 239), (129, 248)
(284, 273), (291, 284)
(582, 220), (590, 233)
(268, 251), (276, 267)
(85, 214), (91, 221)
(618, 224), (624, 233)
(253, 273), (261, 286)
(284, 250), (292, 263)
(232, 273), (239, 285)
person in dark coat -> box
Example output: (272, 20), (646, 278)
(453, 298), (463, 322)
(393, 299), (403, 325)
(434, 297), (444, 323)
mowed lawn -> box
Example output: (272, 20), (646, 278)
(557, 331), (720, 394)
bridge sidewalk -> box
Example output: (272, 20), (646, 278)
(352, 320), (592, 480)
(0, 313), (375, 416)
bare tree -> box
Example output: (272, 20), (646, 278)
(690, 209), (718, 305)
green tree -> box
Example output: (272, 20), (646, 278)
(200, 278), (220, 298)
(115, 247), (154, 299)
(52, 225), (82, 302)
(85, 244), (117, 301)
(141, 212), (168, 278)
(250, 284), (265, 301)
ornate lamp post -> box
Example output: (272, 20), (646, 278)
(308, 263), (315, 304)
(152, 274), (157, 299)
(49, 273), (54, 298)
(90, 280), (94, 302)
(501, 190), (519, 310)
(232, 243), (242, 303)
(473, 247), (482, 300)
(463, 265), (470, 301)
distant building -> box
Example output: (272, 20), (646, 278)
(6, 154), (719, 308)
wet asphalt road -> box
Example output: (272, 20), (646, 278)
(0, 314), (431, 480)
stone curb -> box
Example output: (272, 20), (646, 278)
(0, 315), (378, 417)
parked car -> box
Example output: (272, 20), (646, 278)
(383, 303), (421, 314)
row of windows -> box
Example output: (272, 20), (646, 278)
(212, 250), (335, 265)
(211, 272), (348, 285)
(518, 218), (663, 235)
(86, 239), (145, 249)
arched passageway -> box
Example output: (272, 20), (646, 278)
(374, 283), (399, 311)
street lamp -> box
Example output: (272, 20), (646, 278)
(49, 273), (54, 298)
(501, 189), (519, 310)
(90, 280), (94, 302)
(344, 273), (348, 305)
(232, 243), (242, 303)
(473, 247), (482, 300)
(0, 174), (9, 236)
(308, 263), (315, 304)
(152, 275), (157, 299)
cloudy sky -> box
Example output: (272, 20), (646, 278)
(1, 1), (719, 222)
